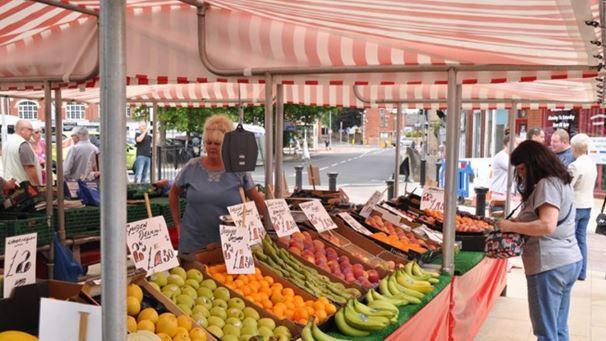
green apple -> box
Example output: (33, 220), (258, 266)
(257, 318), (275, 331)
(225, 317), (242, 329)
(192, 305), (210, 318)
(275, 335), (289, 341)
(191, 312), (208, 328)
(197, 287), (214, 299)
(176, 294), (195, 309)
(208, 316), (226, 328)
(170, 266), (187, 280)
(223, 324), (241, 337)
(185, 279), (200, 290)
(222, 335), (238, 341)
(181, 285), (198, 299)
(162, 284), (181, 297)
(212, 298), (228, 309)
(242, 307), (260, 320)
(210, 307), (227, 320)
(148, 282), (161, 292)
(273, 326), (291, 337)
(167, 274), (185, 287)
(226, 308), (243, 320)
(196, 296), (213, 309)
(241, 317), (257, 329)
(258, 326), (273, 337)
(149, 272), (168, 287)
(213, 287), (231, 301)
(206, 325), (224, 338)
(201, 279), (217, 291)
(228, 298), (246, 310)
(240, 324), (257, 337)
(239, 335), (254, 341)
(187, 269), (204, 282)
(177, 304), (192, 316)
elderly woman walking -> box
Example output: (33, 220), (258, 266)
(568, 134), (597, 281)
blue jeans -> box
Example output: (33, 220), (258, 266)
(574, 208), (591, 280)
(526, 261), (582, 341)
(134, 155), (151, 183)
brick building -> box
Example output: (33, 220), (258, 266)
(5, 98), (100, 123)
(362, 108), (400, 146)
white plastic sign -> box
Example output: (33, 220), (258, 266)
(420, 187), (445, 211)
(66, 181), (79, 198)
(360, 191), (382, 218)
(379, 203), (414, 222)
(39, 298), (102, 341)
(220, 225), (255, 275)
(265, 199), (300, 237)
(228, 201), (266, 245)
(3, 232), (37, 298)
(126, 216), (179, 275)
(338, 212), (372, 236)
(299, 200), (337, 232)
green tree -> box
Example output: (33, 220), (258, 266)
(157, 107), (220, 139)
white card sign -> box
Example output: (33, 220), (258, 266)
(220, 225), (255, 274)
(265, 199), (300, 237)
(360, 191), (383, 218)
(39, 298), (102, 341)
(420, 187), (445, 211)
(3, 233), (37, 298)
(126, 216), (179, 275)
(338, 212), (372, 236)
(228, 201), (266, 245)
(66, 181), (79, 198)
(379, 203), (414, 222)
(299, 200), (337, 232)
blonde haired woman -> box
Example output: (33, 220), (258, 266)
(169, 115), (265, 254)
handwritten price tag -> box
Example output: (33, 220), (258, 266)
(265, 199), (300, 237)
(299, 200), (337, 233)
(338, 212), (372, 236)
(126, 216), (179, 275)
(360, 191), (382, 218)
(228, 202), (266, 246)
(420, 187), (445, 211)
(220, 225), (255, 274)
(3, 233), (37, 298)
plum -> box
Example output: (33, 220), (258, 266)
(312, 240), (325, 250)
(352, 263), (365, 272)
(352, 267), (365, 278)
(338, 256), (350, 264)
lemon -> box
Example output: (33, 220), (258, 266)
(127, 316), (138, 333)
(159, 312), (177, 322)
(127, 296), (141, 316)
(189, 328), (207, 341)
(136, 319), (155, 333)
(156, 316), (179, 337)
(156, 333), (172, 341)
(0, 331), (38, 341)
(127, 284), (144, 302)
(177, 315), (193, 332)
(137, 308), (159, 324)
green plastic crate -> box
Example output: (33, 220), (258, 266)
(62, 206), (101, 238)
(0, 213), (52, 250)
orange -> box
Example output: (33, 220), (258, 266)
(293, 296), (305, 307)
(262, 300), (273, 310)
(255, 268), (262, 276)
(325, 303), (337, 315)
(239, 275), (249, 284)
(282, 288), (294, 297)
(259, 280), (270, 291)
(242, 286), (252, 296)
(273, 302), (287, 315)
(318, 297), (330, 305)
(313, 301), (325, 311)
(234, 289), (244, 296)
(315, 309), (327, 321)
(233, 279), (244, 288)
(271, 283), (283, 293)
(225, 275), (234, 284)
(284, 309), (294, 319)
(306, 306), (315, 315)
(270, 292), (285, 304)
(305, 301), (315, 308)
(297, 318), (307, 325)
(263, 276), (274, 285)
(214, 273), (226, 283)
(249, 281), (261, 293)
(257, 292), (269, 302)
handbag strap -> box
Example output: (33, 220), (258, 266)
(506, 202), (523, 220)
(601, 196), (606, 214)
(557, 203), (574, 226)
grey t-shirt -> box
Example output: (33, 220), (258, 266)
(19, 142), (37, 166)
(516, 177), (581, 275)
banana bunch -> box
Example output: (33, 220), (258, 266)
(377, 261), (440, 304)
(334, 298), (399, 337)
(301, 319), (351, 341)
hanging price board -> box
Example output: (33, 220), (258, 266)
(220, 225), (255, 275)
(265, 199), (300, 237)
(228, 201), (266, 245)
(3, 233), (37, 298)
(299, 200), (337, 232)
(360, 191), (382, 218)
(338, 212), (372, 236)
(420, 187), (445, 211)
(126, 216), (179, 275)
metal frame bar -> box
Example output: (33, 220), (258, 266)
(151, 103), (159, 182)
(55, 89), (66, 241)
(275, 84), (284, 198)
(32, 0), (99, 17)
(505, 103), (517, 215)
(600, 0), (606, 104)
(127, 98), (263, 104)
(264, 73), (274, 195)
(43, 82), (54, 279)
(393, 105), (402, 199)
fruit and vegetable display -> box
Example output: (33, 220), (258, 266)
(320, 231), (396, 271)
(207, 263), (337, 325)
(278, 232), (381, 288)
(147, 267), (291, 340)
(126, 282), (208, 341)
(423, 210), (492, 232)
(365, 215), (439, 253)
(253, 236), (361, 304)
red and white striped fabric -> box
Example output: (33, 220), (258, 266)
(1, 79), (600, 110)
(0, 0), (602, 90)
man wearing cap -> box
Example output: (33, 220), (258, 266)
(2, 119), (42, 185)
(64, 127), (100, 181)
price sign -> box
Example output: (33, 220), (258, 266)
(420, 187), (445, 211)
(265, 199), (300, 237)
(299, 200), (337, 232)
(360, 191), (382, 218)
(39, 298), (102, 341)
(338, 212), (372, 236)
(220, 225), (255, 274)
(228, 202), (266, 245)
(126, 216), (179, 275)
(3, 233), (37, 298)
(65, 181), (79, 198)
(379, 203), (413, 222)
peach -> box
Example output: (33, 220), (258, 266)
(289, 246), (302, 256)
(302, 231), (312, 241)
(312, 240), (325, 250)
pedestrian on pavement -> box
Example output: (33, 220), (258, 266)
(568, 133), (597, 281)
(550, 129), (575, 166)
(134, 121), (152, 183)
(497, 140), (581, 341)
(2, 119), (42, 186)
(63, 127), (99, 181)
(489, 134), (519, 199)
(29, 127), (46, 183)
(527, 128), (545, 144)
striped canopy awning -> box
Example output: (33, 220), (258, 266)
(0, 0), (602, 90)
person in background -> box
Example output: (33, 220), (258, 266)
(527, 128), (545, 144)
(568, 133), (597, 281)
(134, 121), (152, 183)
(169, 115), (265, 254)
(29, 127), (46, 183)
(497, 141), (581, 341)
(550, 129), (574, 166)
(0, 176), (17, 194)
(2, 119), (42, 185)
(490, 134), (519, 198)
(63, 127), (99, 181)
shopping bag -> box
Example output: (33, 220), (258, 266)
(53, 234), (84, 282)
(78, 180), (100, 206)
(596, 197), (606, 236)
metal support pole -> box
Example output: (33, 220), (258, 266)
(393, 105), (402, 199)
(43, 82), (54, 279)
(264, 74), (274, 193)
(151, 103), (158, 182)
(328, 173), (338, 191)
(295, 165), (304, 190)
(505, 103), (517, 215)
(386, 179), (395, 199)
(55, 89), (66, 242)
(100, 1), (127, 339)
(442, 69), (461, 275)
(274, 84), (284, 198)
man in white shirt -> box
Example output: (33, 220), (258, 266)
(2, 119), (42, 185)
(568, 133), (597, 280)
(490, 134), (520, 197)
(64, 127), (100, 181)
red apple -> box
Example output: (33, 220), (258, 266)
(302, 231), (312, 241)
(338, 256), (350, 264)
(367, 270), (380, 283)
